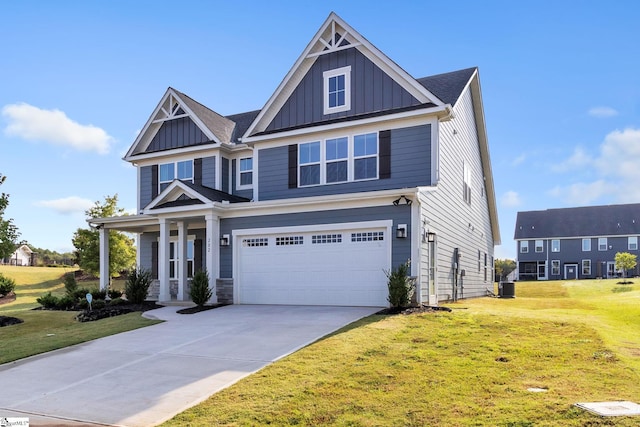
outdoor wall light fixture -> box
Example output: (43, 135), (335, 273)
(392, 195), (412, 206)
(427, 231), (436, 242)
(220, 234), (230, 246)
(397, 224), (408, 239)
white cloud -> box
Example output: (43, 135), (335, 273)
(2, 102), (114, 154)
(547, 180), (612, 205)
(550, 147), (592, 172)
(588, 106), (618, 118)
(511, 153), (526, 166)
(35, 196), (94, 215)
(501, 190), (522, 207)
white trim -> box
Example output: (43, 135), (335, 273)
(236, 156), (254, 190)
(144, 180), (214, 212)
(564, 263), (579, 280)
(232, 219), (393, 305)
(323, 66), (351, 115)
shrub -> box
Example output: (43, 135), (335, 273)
(72, 288), (92, 301)
(55, 295), (76, 310)
(77, 298), (89, 309)
(37, 292), (59, 309)
(63, 273), (78, 297)
(124, 267), (152, 304)
(190, 270), (212, 307)
(108, 297), (125, 306)
(91, 289), (107, 301)
(92, 300), (107, 310)
(0, 273), (16, 297)
(108, 289), (123, 299)
(385, 260), (414, 309)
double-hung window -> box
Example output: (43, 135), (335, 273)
(354, 133), (378, 180)
(535, 240), (544, 253)
(299, 142), (321, 186)
(323, 66), (351, 114)
(159, 160), (193, 192)
(551, 239), (560, 252)
(582, 238), (591, 252)
(551, 260), (560, 275)
(598, 237), (607, 251)
(325, 137), (348, 183)
(582, 259), (591, 276)
(520, 241), (529, 253)
(629, 236), (638, 250)
(239, 157), (253, 187)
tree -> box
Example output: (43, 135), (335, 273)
(72, 194), (135, 277)
(0, 174), (20, 260)
(614, 252), (637, 283)
(495, 258), (516, 281)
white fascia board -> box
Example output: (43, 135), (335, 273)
(143, 203), (215, 216)
(127, 145), (221, 166)
(88, 214), (158, 229)
(218, 188), (419, 219)
(243, 105), (449, 146)
(170, 89), (219, 143)
(124, 88), (174, 160)
(144, 180), (211, 211)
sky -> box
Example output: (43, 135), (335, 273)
(1, 1), (639, 259)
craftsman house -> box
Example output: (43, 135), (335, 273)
(92, 13), (500, 306)
(514, 204), (640, 280)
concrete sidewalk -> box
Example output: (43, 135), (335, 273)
(0, 305), (380, 426)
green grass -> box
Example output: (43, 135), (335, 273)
(0, 266), (159, 364)
(164, 279), (640, 426)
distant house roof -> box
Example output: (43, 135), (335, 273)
(514, 204), (640, 239)
(417, 67), (477, 106)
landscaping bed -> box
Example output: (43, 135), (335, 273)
(0, 315), (23, 327)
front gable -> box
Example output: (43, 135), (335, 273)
(124, 88), (235, 159)
(244, 12), (444, 139)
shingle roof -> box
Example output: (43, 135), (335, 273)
(172, 88), (236, 143)
(416, 67), (477, 106)
(226, 110), (261, 143)
(514, 204), (640, 239)
(182, 182), (250, 203)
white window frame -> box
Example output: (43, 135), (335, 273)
(582, 238), (591, 252)
(463, 161), (472, 204)
(535, 240), (544, 253)
(551, 260), (560, 275)
(169, 238), (195, 280)
(520, 241), (529, 253)
(237, 157), (253, 189)
(323, 66), (351, 115)
(629, 236), (638, 251)
(159, 160), (193, 192)
(298, 133), (378, 187)
(582, 259), (591, 276)
(325, 137), (348, 184)
(598, 237), (608, 251)
(551, 239), (560, 252)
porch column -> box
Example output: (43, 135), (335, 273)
(99, 226), (109, 291)
(177, 221), (188, 301)
(158, 218), (171, 302)
(205, 214), (219, 303)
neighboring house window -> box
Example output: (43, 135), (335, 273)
(551, 239), (560, 252)
(299, 141), (321, 186)
(169, 240), (194, 279)
(477, 250), (481, 273)
(239, 157), (253, 187)
(484, 252), (487, 282)
(354, 133), (378, 180)
(535, 240), (544, 253)
(582, 238), (591, 252)
(551, 260), (560, 275)
(159, 160), (193, 192)
(582, 259), (591, 276)
(629, 236), (638, 250)
(323, 66), (351, 114)
(598, 237), (607, 251)
(520, 241), (529, 253)
(298, 133), (378, 186)
(325, 137), (348, 183)
(462, 161), (472, 204)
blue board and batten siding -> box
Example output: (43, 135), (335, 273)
(231, 159), (253, 200)
(218, 205), (412, 278)
(146, 117), (210, 153)
(258, 124), (431, 201)
(266, 47), (421, 131)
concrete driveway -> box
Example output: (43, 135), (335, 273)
(0, 305), (380, 426)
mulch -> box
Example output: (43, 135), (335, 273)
(0, 291), (16, 305)
(176, 303), (229, 314)
(376, 305), (453, 315)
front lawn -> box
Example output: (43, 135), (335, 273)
(165, 280), (640, 426)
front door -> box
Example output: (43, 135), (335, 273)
(564, 264), (578, 280)
(607, 262), (618, 278)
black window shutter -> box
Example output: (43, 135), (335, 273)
(194, 158), (202, 186)
(151, 165), (159, 198)
(194, 239), (203, 273)
(288, 144), (298, 188)
(151, 241), (158, 280)
(379, 130), (391, 179)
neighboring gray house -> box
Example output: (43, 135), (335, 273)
(514, 204), (640, 280)
(92, 13), (500, 306)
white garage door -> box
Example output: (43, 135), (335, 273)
(236, 224), (391, 306)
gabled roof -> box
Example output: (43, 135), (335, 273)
(243, 12), (444, 139)
(514, 204), (640, 239)
(124, 88), (235, 160)
(417, 67), (477, 107)
(143, 180), (249, 213)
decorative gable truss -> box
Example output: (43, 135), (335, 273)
(124, 88), (236, 159)
(243, 12), (446, 141)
